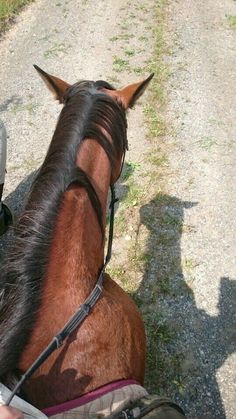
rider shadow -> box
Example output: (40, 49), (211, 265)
(22, 337), (92, 408)
(0, 96), (23, 113)
(134, 194), (236, 418)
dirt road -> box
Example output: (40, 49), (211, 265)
(0, 0), (235, 418)
(163, 1), (236, 417)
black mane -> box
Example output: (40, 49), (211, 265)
(0, 80), (127, 379)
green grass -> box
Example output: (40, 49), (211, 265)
(107, 265), (137, 293)
(129, 246), (152, 272)
(114, 210), (127, 235)
(147, 150), (168, 166)
(199, 136), (216, 149)
(160, 213), (182, 228)
(107, 0), (185, 398)
(121, 161), (141, 181)
(0, 0), (34, 33)
(110, 33), (134, 43)
(143, 104), (166, 138)
(227, 14), (236, 29)
(143, 311), (176, 391)
(10, 102), (40, 114)
(124, 48), (136, 57)
(113, 55), (130, 73)
(183, 258), (197, 271)
(44, 42), (71, 59)
(122, 181), (143, 208)
(109, 35), (119, 42)
(132, 66), (145, 75)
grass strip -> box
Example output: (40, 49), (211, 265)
(0, 0), (34, 34)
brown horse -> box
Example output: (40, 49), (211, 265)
(0, 68), (153, 410)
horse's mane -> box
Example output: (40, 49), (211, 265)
(0, 80), (127, 378)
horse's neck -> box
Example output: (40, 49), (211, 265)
(46, 139), (111, 295)
(19, 139), (111, 369)
(45, 192), (101, 297)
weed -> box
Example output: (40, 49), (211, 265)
(122, 181), (143, 208)
(120, 33), (134, 41)
(143, 310), (175, 390)
(23, 155), (41, 170)
(109, 35), (119, 42)
(11, 102), (40, 114)
(172, 378), (186, 395)
(106, 266), (125, 279)
(199, 136), (216, 149)
(160, 213), (181, 228)
(132, 66), (144, 75)
(146, 170), (162, 186)
(107, 265), (137, 293)
(44, 42), (71, 59)
(183, 258), (197, 271)
(158, 277), (172, 295)
(147, 151), (168, 166)
(130, 248), (152, 271)
(227, 14), (236, 29)
(114, 210), (127, 235)
(188, 177), (195, 186)
(143, 104), (166, 138)
(121, 161), (141, 181)
(139, 35), (148, 41)
(136, 4), (148, 13)
(63, 7), (69, 18)
(208, 117), (225, 127)
(182, 224), (196, 234)
(124, 48), (135, 57)
(113, 56), (130, 73)
(107, 75), (120, 85)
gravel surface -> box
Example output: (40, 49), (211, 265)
(162, 0), (236, 417)
(0, 0), (235, 418)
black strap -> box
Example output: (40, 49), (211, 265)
(105, 184), (118, 264)
(6, 185), (118, 406)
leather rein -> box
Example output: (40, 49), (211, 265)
(6, 184), (118, 405)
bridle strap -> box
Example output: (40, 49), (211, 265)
(6, 185), (118, 406)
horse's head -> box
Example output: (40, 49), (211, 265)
(34, 65), (154, 184)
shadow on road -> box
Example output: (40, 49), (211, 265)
(133, 193), (236, 418)
(0, 96), (23, 112)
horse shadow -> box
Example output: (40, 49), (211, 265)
(132, 194), (236, 418)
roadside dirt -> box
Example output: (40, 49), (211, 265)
(0, 0), (235, 418)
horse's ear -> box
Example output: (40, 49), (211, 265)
(33, 65), (71, 103)
(117, 73), (154, 109)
